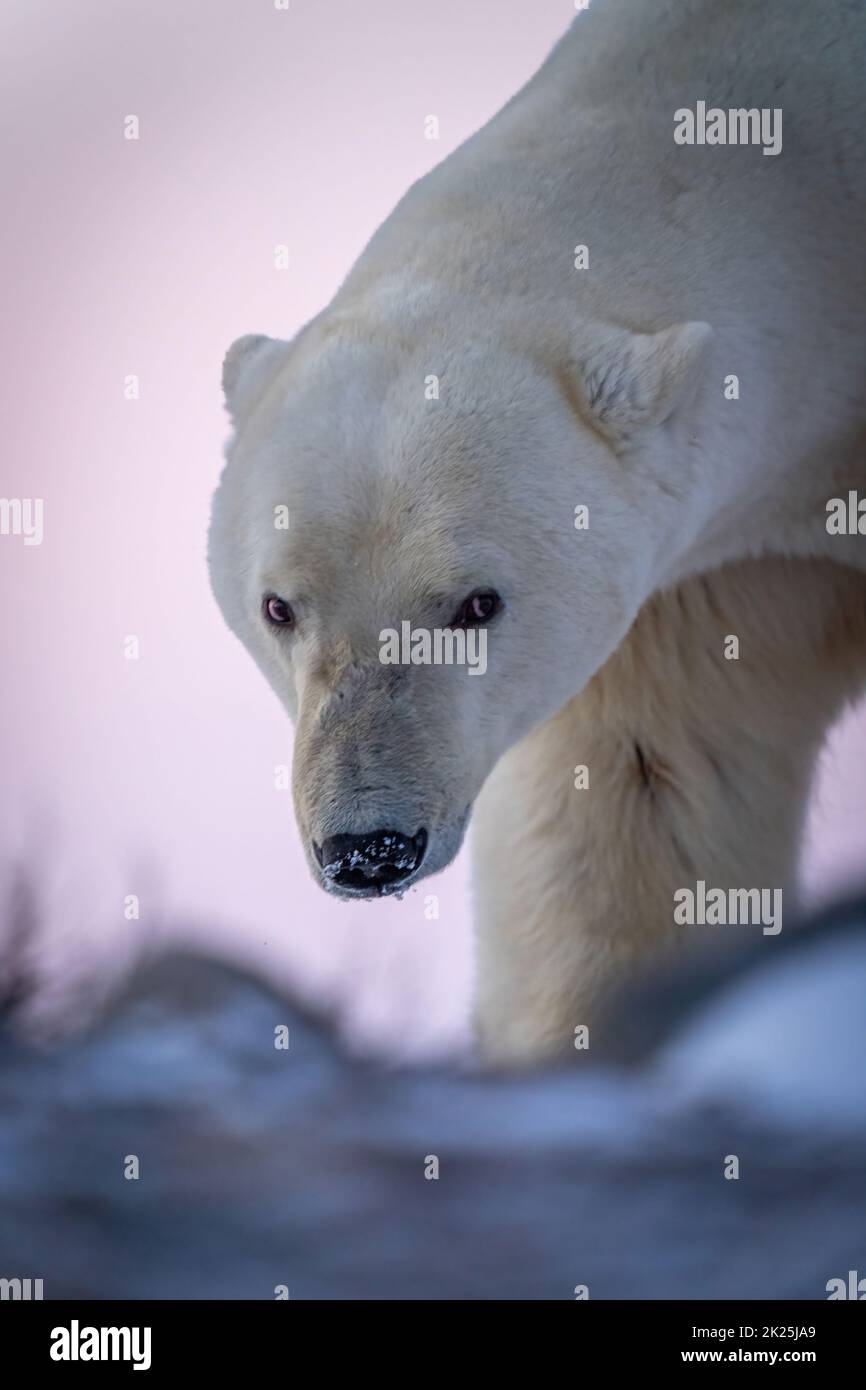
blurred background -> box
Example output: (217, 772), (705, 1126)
(1, 0), (865, 1060)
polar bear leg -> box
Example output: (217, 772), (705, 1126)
(471, 557), (866, 1066)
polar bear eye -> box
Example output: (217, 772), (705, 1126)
(263, 593), (295, 627)
(450, 589), (502, 628)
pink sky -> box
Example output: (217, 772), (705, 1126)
(1, 0), (863, 1056)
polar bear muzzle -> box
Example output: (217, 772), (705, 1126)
(314, 828), (428, 897)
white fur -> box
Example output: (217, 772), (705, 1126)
(210, 0), (866, 1063)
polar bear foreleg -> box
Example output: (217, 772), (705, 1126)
(471, 557), (866, 1066)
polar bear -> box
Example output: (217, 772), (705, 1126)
(209, 0), (866, 1063)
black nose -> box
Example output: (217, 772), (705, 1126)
(315, 828), (428, 894)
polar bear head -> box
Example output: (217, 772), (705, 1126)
(209, 303), (708, 898)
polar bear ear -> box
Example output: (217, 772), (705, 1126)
(572, 322), (711, 443)
(222, 333), (287, 424)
